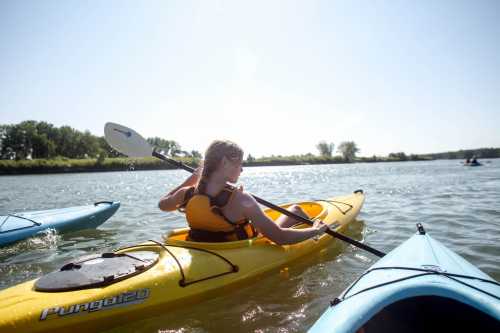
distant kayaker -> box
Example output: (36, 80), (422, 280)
(159, 140), (328, 244)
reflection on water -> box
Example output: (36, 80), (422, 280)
(1, 159), (499, 332)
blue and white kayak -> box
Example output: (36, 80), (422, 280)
(309, 224), (500, 332)
(0, 201), (120, 247)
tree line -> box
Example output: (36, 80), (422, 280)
(2, 121), (498, 163)
(0, 121), (198, 160)
(383, 148), (500, 161)
(424, 148), (500, 160)
(1, 121), (361, 163)
(316, 141), (360, 162)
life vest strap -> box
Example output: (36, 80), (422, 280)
(177, 186), (196, 213)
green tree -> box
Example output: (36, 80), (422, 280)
(337, 141), (359, 162)
(169, 142), (181, 157)
(31, 133), (56, 158)
(35, 121), (58, 158)
(316, 141), (335, 157)
(0, 125), (7, 157)
(147, 137), (181, 156)
(1, 124), (29, 159)
(191, 150), (202, 159)
(55, 126), (78, 157)
(388, 152), (408, 161)
(78, 131), (101, 158)
(0, 121), (185, 161)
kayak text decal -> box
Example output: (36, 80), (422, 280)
(39, 288), (150, 321)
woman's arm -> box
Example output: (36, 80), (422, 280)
(158, 168), (201, 211)
(158, 186), (191, 212)
(239, 192), (327, 245)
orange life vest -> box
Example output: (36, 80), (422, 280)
(179, 186), (257, 242)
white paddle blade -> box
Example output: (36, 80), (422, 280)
(104, 122), (153, 158)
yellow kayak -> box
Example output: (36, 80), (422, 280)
(0, 191), (364, 333)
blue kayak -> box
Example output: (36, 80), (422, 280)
(309, 224), (500, 332)
(0, 201), (120, 247)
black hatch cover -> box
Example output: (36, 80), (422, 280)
(35, 251), (159, 292)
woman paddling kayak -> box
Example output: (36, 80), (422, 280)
(159, 140), (328, 244)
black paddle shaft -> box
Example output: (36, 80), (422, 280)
(153, 150), (386, 257)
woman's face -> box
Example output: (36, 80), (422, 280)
(223, 156), (243, 183)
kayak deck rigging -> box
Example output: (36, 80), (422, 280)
(0, 214), (41, 232)
(314, 199), (354, 215)
(331, 265), (500, 306)
(125, 240), (240, 287)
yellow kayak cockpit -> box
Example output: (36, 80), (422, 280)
(164, 201), (328, 248)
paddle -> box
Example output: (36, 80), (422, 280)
(104, 122), (386, 258)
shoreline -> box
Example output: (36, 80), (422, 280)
(0, 156), (438, 175)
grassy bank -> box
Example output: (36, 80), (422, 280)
(244, 155), (347, 166)
(0, 154), (435, 175)
(0, 157), (199, 175)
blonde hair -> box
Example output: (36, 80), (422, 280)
(197, 140), (243, 194)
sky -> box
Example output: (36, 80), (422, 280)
(1, 0), (499, 157)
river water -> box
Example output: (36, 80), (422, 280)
(1, 160), (499, 332)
